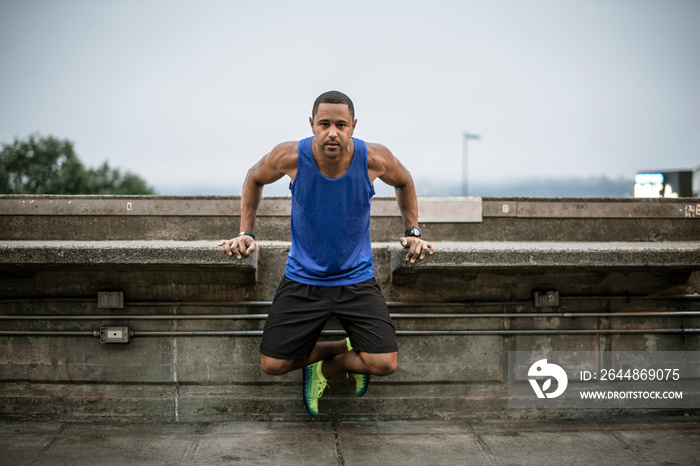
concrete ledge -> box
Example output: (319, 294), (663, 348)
(0, 241), (257, 269)
(3, 239), (697, 282)
(391, 241), (700, 273)
(2, 196), (698, 242)
(2, 195), (697, 219)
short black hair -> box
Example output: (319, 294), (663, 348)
(312, 90), (355, 119)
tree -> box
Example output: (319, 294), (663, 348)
(0, 134), (155, 194)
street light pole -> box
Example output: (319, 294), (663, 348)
(462, 132), (480, 196)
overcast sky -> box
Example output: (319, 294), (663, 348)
(1, 0), (698, 195)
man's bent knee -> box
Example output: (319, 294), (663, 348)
(362, 352), (398, 376)
(260, 354), (296, 376)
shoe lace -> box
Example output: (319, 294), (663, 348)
(313, 379), (328, 397)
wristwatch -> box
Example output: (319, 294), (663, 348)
(404, 226), (421, 238)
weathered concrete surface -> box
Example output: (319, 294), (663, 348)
(2, 196), (699, 242)
(1, 196), (699, 422)
(3, 240), (698, 301)
(1, 241), (699, 420)
(0, 241), (258, 268)
(5, 215), (700, 242)
(1, 417), (698, 466)
(391, 241), (700, 271)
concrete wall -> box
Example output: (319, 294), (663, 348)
(1, 195), (699, 421)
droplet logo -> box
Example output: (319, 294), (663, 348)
(528, 359), (568, 398)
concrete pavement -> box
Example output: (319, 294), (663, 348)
(1, 416), (698, 465)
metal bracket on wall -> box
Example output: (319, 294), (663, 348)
(98, 292), (124, 309)
(534, 291), (560, 307)
(99, 326), (130, 343)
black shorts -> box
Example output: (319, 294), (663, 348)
(259, 276), (398, 360)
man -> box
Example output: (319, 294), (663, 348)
(219, 91), (434, 416)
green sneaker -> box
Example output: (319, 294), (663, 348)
(345, 337), (369, 397)
(303, 361), (327, 416)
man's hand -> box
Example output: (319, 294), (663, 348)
(218, 235), (256, 259)
(400, 236), (435, 263)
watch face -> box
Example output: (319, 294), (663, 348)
(407, 227), (421, 237)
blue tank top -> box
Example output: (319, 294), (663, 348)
(285, 136), (376, 286)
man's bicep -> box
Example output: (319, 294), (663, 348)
(369, 143), (411, 187)
(247, 157), (285, 185)
(377, 154), (412, 188)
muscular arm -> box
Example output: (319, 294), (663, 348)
(240, 142), (297, 231)
(219, 141), (298, 258)
(368, 143), (434, 262)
